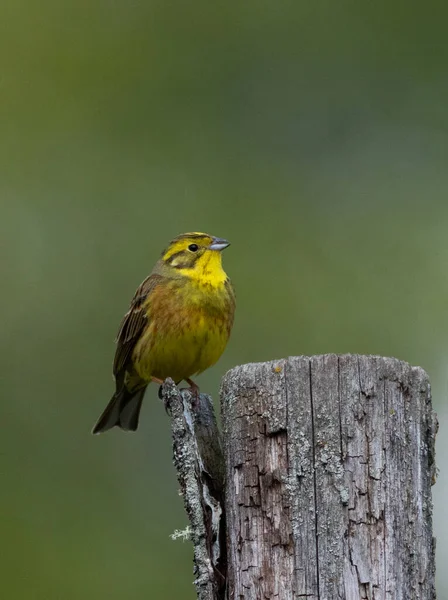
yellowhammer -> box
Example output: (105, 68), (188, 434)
(92, 232), (235, 434)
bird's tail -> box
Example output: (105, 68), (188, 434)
(91, 387), (147, 434)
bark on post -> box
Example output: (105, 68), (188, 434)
(163, 379), (226, 600)
(220, 355), (437, 600)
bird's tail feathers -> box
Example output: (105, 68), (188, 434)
(92, 387), (146, 434)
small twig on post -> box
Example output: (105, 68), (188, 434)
(162, 378), (226, 600)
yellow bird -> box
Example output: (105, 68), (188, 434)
(92, 232), (235, 434)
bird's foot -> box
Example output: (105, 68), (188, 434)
(184, 378), (200, 409)
(158, 385), (171, 415)
(154, 377), (174, 414)
(158, 377), (200, 413)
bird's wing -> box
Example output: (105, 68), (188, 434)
(113, 273), (162, 376)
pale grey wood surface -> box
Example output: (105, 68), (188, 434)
(221, 355), (437, 600)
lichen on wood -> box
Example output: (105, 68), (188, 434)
(163, 379), (226, 600)
(220, 355), (437, 600)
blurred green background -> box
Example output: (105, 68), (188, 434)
(2, 1), (448, 598)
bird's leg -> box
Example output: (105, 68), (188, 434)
(185, 377), (199, 393)
(158, 377), (200, 413)
(185, 378), (200, 409)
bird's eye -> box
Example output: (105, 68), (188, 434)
(188, 244), (199, 252)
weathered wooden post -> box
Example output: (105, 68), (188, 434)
(166, 355), (438, 600)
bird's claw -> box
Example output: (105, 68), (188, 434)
(158, 385), (173, 415)
(159, 378), (200, 414)
(180, 385), (200, 410)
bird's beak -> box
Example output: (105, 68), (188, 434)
(209, 237), (230, 251)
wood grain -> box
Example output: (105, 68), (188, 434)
(221, 355), (437, 600)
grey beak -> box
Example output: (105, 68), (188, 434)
(209, 237), (230, 251)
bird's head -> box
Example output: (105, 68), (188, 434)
(157, 232), (231, 286)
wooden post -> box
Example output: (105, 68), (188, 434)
(164, 378), (226, 600)
(167, 355), (438, 599)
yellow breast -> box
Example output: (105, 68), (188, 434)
(132, 277), (235, 383)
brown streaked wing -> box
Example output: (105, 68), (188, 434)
(112, 274), (163, 376)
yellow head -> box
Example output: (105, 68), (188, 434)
(157, 232), (231, 287)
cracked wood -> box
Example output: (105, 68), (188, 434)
(221, 355), (437, 600)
